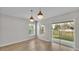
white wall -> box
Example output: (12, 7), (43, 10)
(38, 20), (51, 41)
(38, 10), (79, 50)
(0, 14), (35, 47)
(1, 9), (79, 50)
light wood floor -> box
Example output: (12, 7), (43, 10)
(0, 38), (74, 51)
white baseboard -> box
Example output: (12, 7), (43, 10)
(0, 36), (35, 47)
(38, 38), (50, 42)
(0, 38), (32, 47)
(0, 37), (50, 47)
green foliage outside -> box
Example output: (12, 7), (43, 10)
(52, 22), (74, 42)
(53, 30), (74, 41)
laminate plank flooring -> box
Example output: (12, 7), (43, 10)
(0, 38), (73, 51)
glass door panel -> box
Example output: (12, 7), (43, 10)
(52, 21), (74, 51)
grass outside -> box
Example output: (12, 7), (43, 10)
(52, 30), (74, 41)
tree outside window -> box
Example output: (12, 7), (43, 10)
(52, 22), (74, 42)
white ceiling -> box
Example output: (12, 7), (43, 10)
(0, 7), (79, 19)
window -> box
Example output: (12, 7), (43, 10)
(28, 23), (35, 35)
(52, 21), (74, 42)
(40, 25), (45, 34)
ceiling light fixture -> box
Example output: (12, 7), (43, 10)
(37, 10), (44, 20)
(28, 9), (44, 22)
(29, 10), (34, 22)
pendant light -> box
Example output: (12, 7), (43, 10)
(37, 10), (44, 20)
(29, 10), (34, 22)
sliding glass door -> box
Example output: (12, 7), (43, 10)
(52, 21), (74, 50)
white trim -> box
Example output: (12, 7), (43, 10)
(73, 19), (76, 50)
(0, 36), (35, 47)
(52, 38), (74, 47)
(51, 19), (75, 48)
(0, 39), (29, 47)
(38, 38), (50, 42)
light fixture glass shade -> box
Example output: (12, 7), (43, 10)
(29, 16), (34, 22)
(37, 11), (44, 20)
(30, 19), (34, 22)
(37, 15), (44, 20)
